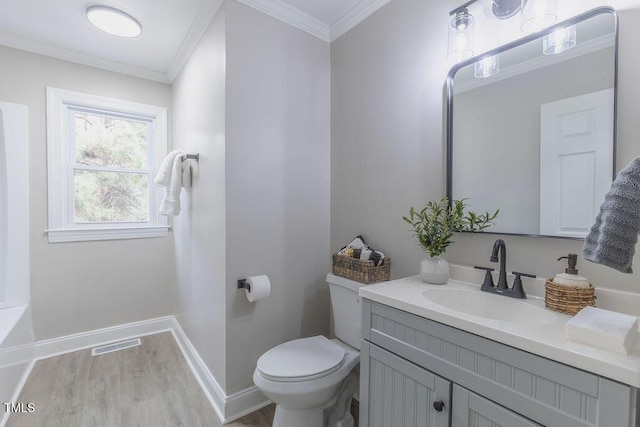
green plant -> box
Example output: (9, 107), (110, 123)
(403, 197), (499, 258)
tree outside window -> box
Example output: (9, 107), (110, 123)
(46, 87), (167, 243)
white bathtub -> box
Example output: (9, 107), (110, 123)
(0, 101), (33, 426)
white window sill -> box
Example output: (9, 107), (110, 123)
(46, 226), (170, 243)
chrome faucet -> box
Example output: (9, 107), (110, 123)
(490, 239), (508, 290)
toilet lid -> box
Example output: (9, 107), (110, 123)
(257, 336), (346, 382)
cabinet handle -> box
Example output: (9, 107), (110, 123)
(433, 400), (445, 412)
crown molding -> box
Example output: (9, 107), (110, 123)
(454, 33), (615, 94)
(330, 0), (394, 42)
(0, 0), (392, 83)
(235, 0), (330, 42)
(233, 0), (394, 43)
(167, 0), (224, 82)
(0, 32), (170, 84)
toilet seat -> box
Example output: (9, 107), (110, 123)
(257, 336), (346, 382)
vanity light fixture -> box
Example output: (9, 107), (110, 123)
(86, 6), (142, 38)
(447, 0), (562, 64)
(474, 54), (500, 78)
(492, 0), (521, 20)
(521, 0), (557, 33)
(543, 25), (577, 55)
(447, 0), (527, 63)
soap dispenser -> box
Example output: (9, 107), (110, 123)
(553, 253), (590, 288)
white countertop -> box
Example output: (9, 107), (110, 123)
(352, 273), (640, 388)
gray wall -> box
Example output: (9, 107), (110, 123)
(172, 4), (228, 388)
(0, 45), (177, 340)
(225, 0), (331, 394)
(171, 0), (331, 395)
(331, 0), (452, 279)
(331, 2), (640, 294)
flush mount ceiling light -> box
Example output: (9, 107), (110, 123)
(86, 6), (142, 38)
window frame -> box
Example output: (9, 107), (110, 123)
(46, 87), (169, 243)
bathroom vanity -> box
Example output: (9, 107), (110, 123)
(357, 275), (640, 427)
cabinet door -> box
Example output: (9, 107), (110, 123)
(452, 385), (542, 427)
(360, 341), (451, 427)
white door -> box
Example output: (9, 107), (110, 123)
(539, 88), (614, 238)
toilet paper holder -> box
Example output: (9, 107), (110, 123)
(237, 279), (251, 292)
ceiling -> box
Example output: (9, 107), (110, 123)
(0, 0), (391, 84)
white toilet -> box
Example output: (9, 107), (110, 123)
(253, 274), (364, 427)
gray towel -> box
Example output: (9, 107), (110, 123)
(583, 158), (640, 273)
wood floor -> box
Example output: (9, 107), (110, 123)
(7, 332), (259, 426)
(6, 332), (358, 427)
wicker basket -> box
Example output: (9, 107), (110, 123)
(332, 254), (391, 284)
(544, 279), (596, 316)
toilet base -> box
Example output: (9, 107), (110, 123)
(271, 370), (357, 427)
(272, 406), (324, 427)
(272, 407), (354, 427)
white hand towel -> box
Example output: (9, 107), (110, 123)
(566, 306), (639, 354)
(156, 150), (186, 216)
(154, 150), (183, 186)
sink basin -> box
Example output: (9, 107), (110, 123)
(422, 287), (557, 325)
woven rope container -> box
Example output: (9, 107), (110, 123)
(332, 254), (390, 284)
(544, 279), (596, 316)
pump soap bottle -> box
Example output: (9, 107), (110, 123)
(553, 253), (590, 288)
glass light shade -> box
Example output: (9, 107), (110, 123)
(86, 6), (142, 38)
(474, 55), (500, 78)
(448, 10), (474, 62)
(521, 0), (557, 33)
(543, 25), (577, 55)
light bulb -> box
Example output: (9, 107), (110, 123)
(474, 55), (500, 78)
(543, 25), (577, 55)
(448, 9), (474, 62)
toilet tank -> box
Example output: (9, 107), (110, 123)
(327, 274), (366, 350)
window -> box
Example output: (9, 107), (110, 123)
(46, 87), (168, 243)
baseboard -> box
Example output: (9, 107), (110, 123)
(169, 319), (226, 422)
(34, 316), (175, 359)
(32, 316), (270, 424)
(225, 386), (272, 423)
(169, 319), (270, 423)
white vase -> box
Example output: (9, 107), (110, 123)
(420, 256), (450, 285)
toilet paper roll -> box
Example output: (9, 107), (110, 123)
(245, 275), (271, 302)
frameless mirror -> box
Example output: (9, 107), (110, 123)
(446, 7), (617, 239)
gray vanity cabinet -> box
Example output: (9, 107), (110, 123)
(360, 299), (639, 427)
(452, 385), (541, 427)
(360, 340), (539, 427)
(360, 340), (451, 426)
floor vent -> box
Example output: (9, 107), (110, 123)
(91, 338), (142, 356)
